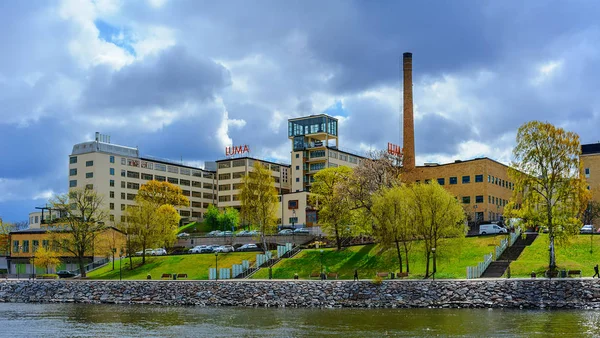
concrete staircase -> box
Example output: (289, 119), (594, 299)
(481, 233), (538, 278)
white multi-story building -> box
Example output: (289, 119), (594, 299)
(68, 133), (217, 224)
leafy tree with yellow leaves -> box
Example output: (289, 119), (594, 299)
(506, 121), (590, 271)
(32, 247), (61, 274)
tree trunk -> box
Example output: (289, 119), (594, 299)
(334, 224), (341, 251)
(129, 254), (133, 270)
(403, 241), (410, 273)
(425, 251), (430, 278)
(547, 208), (555, 271)
(78, 256), (86, 278)
(112, 253), (115, 270)
(394, 239), (403, 273)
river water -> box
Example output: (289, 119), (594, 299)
(2, 303), (600, 337)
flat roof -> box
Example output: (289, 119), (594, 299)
(215, 156), (291, 167)
(10, 226), (124, 235)
(582, 143), (600, 155)
(139, 156), (215, 173)
(416, 157), (511, 170)
(288, 114), (338, 123)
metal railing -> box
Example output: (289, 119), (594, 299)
(466, 253), (493, 279)
(495, 238), (509, 260)
(72, 257), (110, 276)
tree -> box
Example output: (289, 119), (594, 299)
(96, 227), (120, 270)
(50, 188), (107, 278)
(218, 207), (239, 231)
(32, 247), (61, 274)
(240, 162), (279, 253)
(137, 180), (190, 208)
(371, 185), (416, 273)
(0, 221), (15, 256)
(583, 201), (600, 226)
(408, 182), (465, 278)
(506, 121), (590, 271)
(311, 166), (355, 250)
(128, 180), (187, 265)
(204, 204), (221, 230)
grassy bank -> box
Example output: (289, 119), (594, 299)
(88, 252), (258, 280)
(510, 234), (600, 277)
(252, 235), (508, 280)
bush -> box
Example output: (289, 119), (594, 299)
(39, 274), (58, 279)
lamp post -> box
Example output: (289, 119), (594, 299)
(215, 252), (219, 281)
(291, 209), (296, 248)
(320, 249), (324, 280)
(432, 247), (437, 281)
(31, 245), (37, 280)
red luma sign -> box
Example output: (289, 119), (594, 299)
(225, 145), (250, 156)
(387, 142), (403, 156)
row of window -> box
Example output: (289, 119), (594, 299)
(460, 195), (512, 207)
(69, 180), (93, 189)
(12, 240), (51, 253)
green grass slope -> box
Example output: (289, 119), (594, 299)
(177, 221), (211, 234)
(252, 235), (508, 280)
(88, 252), (258, 280)
(510, 234), (600, 277)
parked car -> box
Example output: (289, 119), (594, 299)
(237, 243), (259, 252)
(581, 225), (595, 234)
(152, 248), (167, 256)
(222, 231), (233, 237)
(189, 245), (212, 254)
(57, 270), (77, 278)
(207, 230), (222, 237)
(247, 230), (261, 236)
(135, 249), (155, 256)
(177, 232), (190, 238)
(236, 230), (251, 236)
(479, 224), (508, 235)
(214, 245), (235, 253)
(278, 229), (294, 235)
(293, 228), (310, 234)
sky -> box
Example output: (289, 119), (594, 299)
(2, 0), (600, 222)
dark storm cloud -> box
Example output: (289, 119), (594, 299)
(81, 46), (231, 111)
(415, 114), (472, 155)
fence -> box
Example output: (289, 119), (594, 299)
(495, 238), (508, 260)
(256, 252), (273, 267)
(466, 253), (493, 279)
(72, 257), (109, 275)
(510, 228), (522, 246)
(277, 243), (293, 258)
(232, 260), (250, 278)
(209, 267), (233, 280)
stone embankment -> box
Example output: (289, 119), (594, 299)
(1, 279), (600, 309)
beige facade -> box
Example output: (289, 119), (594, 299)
(412, 158), (515, 223)
(582, 143), (600, 203)
(215, 157), (291, 210)
(69, 134), (217, 224)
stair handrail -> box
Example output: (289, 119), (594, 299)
(509, 228), (522, 246)
(466, 253), (493, 279)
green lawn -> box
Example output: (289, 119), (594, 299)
(510, 234), (600, 277)
(252, 235), (508, 280)
(88, 252), (259, 280)
(177, 221), (211, 234)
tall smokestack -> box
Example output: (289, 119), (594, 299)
(403, 52), (415, 170)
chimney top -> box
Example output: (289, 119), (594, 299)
(403, 52), (412, 58)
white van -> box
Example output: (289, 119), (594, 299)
(479, 224), (508, 235)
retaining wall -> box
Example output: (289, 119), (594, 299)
(0, 279), (599, 309)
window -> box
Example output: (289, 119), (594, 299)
(310, 150), (325, 158)
(476, 195), (483, 203)
(218, 162), (231, 169)
(32, 240), (39, 251)
(203, 173), (213, 179)
(155, 163), (166, 172)
(329, 151), (337, 159)
(121, 192), (126, 199)
(449, 177), (457, 185)
(309, 163), (326, 171)
(218, 184), (231, 191)
(232, 183), (243, 190)
(585, 168), (590, 178)
(192, 170), (203, 178)
(110, 179), (115, 187)
(296, 177), (300, 182)
(85, 184), (93, 190)
(462, 175), (470, 184)
(110, 156), (115, 163)
(192, 181), (202, 188)
(462, 196), (471, 204)
(69, 180), (77, 187)
(121, 181), (126, 188)
(167, 166), (179, 174)
(181, 190), (191, 197)
(167, 177), (178, 184)
(192, 201), (202, 208)
(296, 165), (300, 170)
(121, 204), (126, 211)
(437, 178), (445, 185)
(192, 191), (202, 198)
(13, 241), (19, 253)
(425, 179), (431, 184)
(127, 193), (136, 201)
(69, 168), (77, 176)
(203, 183), (213, 189)
(271, 164), (280, 172)
(121, 158), (126, 165)
(180, 179), (190, 186)
(110, 215), (115, 221)
(22, 240), (29, 253)
(110, 203), (115, 210)
(141, 173), (153, 180)
(109, 168), (115, 176)
(204, 193), (214, 199)
(86, 172), (93, 178)
(233, 172), (245, 179)
(42, 240), (49, 250)
(218, 173), (231, 180)
(288, 200), (299, 209)
(69, 156), (77, 164)
(475, 174), (483, 183)
(155, 175), (166, 182)
(232, 159), (246, 167)
(127, 182), (140, 190)
(110, 191), (114, 198)
(295, 154), (300, 158)
(180, 168), (190, 175)
(121, 169), (126, 177)
(218, 195), (231, 202)
(86, 160), (93, 167)
(127, 171), (140, 179)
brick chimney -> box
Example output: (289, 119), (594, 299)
(403, 52), (415, 170)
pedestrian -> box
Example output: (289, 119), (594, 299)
(353, 269), (359, 281)
(593, 264), (599, 278)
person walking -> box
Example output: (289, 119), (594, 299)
(593, 264), (599, 278)
(353, 269), (359, 281)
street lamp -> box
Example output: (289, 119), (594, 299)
(215, 252), (219, 281)
(431, 247), (437, 281)
(320, 249), (324, 280)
